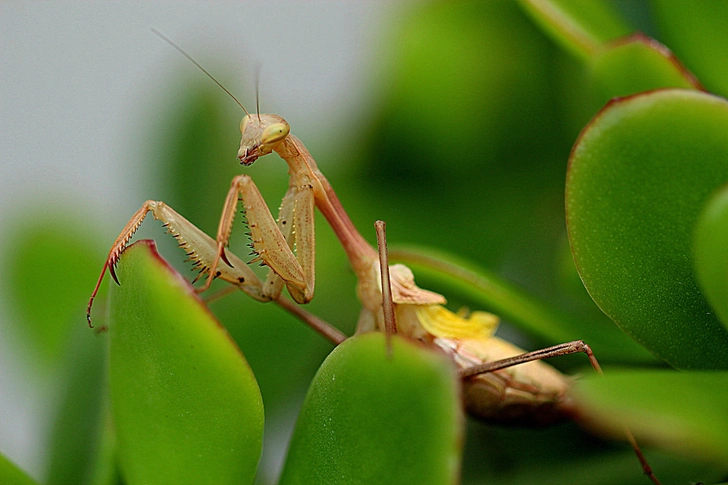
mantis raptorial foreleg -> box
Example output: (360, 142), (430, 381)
(87, 200), (270, 324)
(262, 183), (298, 299)
(86, 113), (363, 328)
(199, 172), (315, 304)
(86, 170), (316, 327)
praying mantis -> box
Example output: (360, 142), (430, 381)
(87, 31), (662, 484)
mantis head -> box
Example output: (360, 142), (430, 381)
(238, 114), (291, 166)
(147, 31), (290, 167)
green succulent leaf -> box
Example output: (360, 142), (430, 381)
(574, 370), (728, 466)
(652, 0), (728, 99)
(567, 89), (728, 369)
(517, 0), (630, 59)
(44, 326), (107, 485)
(279, 332), (462, 485)
(694, 184), (728, 328)
(590, 34), (702, 101)
(0, 453), (41, 485)
(108, 240), (263, 485)
(4, 211), (104, 365)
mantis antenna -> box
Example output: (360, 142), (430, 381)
(254, 61), (262, 122)
(150, 27), (250, 117)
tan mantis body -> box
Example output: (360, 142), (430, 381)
(89, 110), (585, 427)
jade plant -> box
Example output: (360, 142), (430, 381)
(3, 1), (728, 484)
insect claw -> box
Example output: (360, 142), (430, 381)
(220, 247), (233, 267)
(109, 263), (121, 286)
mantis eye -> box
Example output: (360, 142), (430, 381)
(261, 122), (290, 145)
(239, 116), (250, 133)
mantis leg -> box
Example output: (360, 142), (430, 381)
(87, 200), (267, 327)
(459, 342), (662, 485)
(201, 174), (315, 304)
(260, 185), (296, 301)
(458, 340), (601, 377)
(274, 297), (347, 345)
(260, 181), (315, 302)
(270, 219), (391, 347)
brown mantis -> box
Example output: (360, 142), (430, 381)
(87, 32), (662, 484)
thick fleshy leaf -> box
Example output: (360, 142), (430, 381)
(4, 210), (104, 365)
(109, 240), (263, 485)
(590, 34), (701, 101)
(44, 325), (107, 485)
(573, 370), (728, 466)
(0, 453), (41, 485)
(279, 332), (462, 485)
(651, 0), (728, 99)
(567, 89), (728, 369)
(694, 185), (728, 328)
(518, 0), (630, 59)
